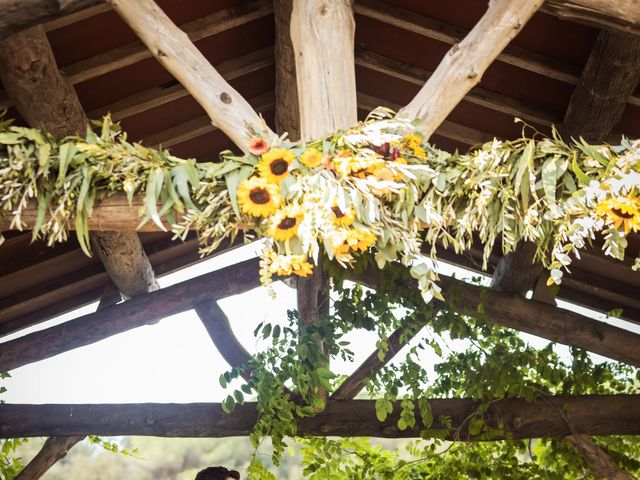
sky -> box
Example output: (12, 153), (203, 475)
(2, 242), (639, 404)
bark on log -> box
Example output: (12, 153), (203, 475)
(14, 436), (84, 480)
(274, 0), (300, 141)
(194, 300), (253, 381)
(2, 395), (639, 439)
(0, 25), (157, 298)
(350, 268), (640, 368)
(562, 30), (640, 142)
(290, 0), (357, 138)
(0, 258), (260, 372)
(566, 435), (635, 480)
(490, 242), (543, 294)
(399, 0), (543, 140)
(104, 0), (272, 152)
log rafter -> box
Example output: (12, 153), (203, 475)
(2, 395), (640, 439)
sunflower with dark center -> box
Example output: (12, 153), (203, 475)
(237, 177), (281, 217)
(596, 195), (640, 234)
(257, 148), (295, 183)
(269, 206), (303, 241)
(331, 205), (355, 227)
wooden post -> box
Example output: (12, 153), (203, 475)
(0, 25), (158, 298)
(399, 0), (543, 140)
(104, 0), (273, 152)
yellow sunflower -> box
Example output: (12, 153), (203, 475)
(237, 177), (281, 217)
(329, 228), (377, 262)
(269, 253), (313, 277)
(300, 148), (323, 168)
(257, 148), (295, 183)
(596, 196), (640, 234)
(331, 206), (355, 227)
(269, 206), (303, 241)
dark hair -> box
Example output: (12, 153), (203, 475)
(195, 466), (240, 480)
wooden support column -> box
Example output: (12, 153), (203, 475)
(0, 25), (158, 298)
(104, 0), (273, 152)
(399, 0), (542, 140)
(288, 0), (358, 399)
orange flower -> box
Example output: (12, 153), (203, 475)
(248, 137), (269, 156)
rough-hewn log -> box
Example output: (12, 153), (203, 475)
(0, 258), (260, 372)
(2, 395), (640, 439)
(566, 434), (635, 480)
(0, 25), (158, 298)
(491, 242), (543, 294)
(543, 0), (640, 38)
(562, 30), (640, 142)
(194, 300), (252, 381)
(351, 269), (640, 368)
(290, 0), (357, 138)
(399, 0), (543, 139)
(14, 436), (84, 480)
(104, 0), (272, 152)
(274, 0), (300, 140)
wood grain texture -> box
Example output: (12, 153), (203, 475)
(3, 395), (640, 439)
(350, 268), (640, 368)
(544, 0), (640, 37)
(14, 436), (84, 480)
(399, 0), (543, 139)
(0, 25), (157, 298)
(105, 0), (273, 152)
(0, 258), (260, 372)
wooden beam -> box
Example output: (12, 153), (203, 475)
(290, 0), (357, 138)
(543, 0), (640, 38)
(562, 30), (640, 142)
(88, 47), (274, 122)
(0, 258), (260, 372)
(14, 436), (84, 480)
(194, 300), (253, 381)
(399, 0), (543, 139)
(65, 1), (273, 85)
(350, 268), (640, 368)
(104, 0), (273, 152)
(355, 0), (576, 85)
(0, 25), (158, 298)
(3, 395), (640, 439)
(274, 0), (300, 140)
(355, 48), (559, 127)
(566, 434), (635, 480)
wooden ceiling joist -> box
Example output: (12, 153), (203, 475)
(0, 257), (260, 372)
(543, 0), (640, 38)
(3, 395), (640, 439)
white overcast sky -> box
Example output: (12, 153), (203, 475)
(2, 243), (638, 404)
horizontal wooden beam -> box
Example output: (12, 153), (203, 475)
(65, 0), (272, 85)
(2, 395), (639, 439)
(355, 48), (558, 126)
(351, 268), (640, 368)
(543, 0), (640, 38)
(0, 257), (260, 372)
(88, 47), (274, 122)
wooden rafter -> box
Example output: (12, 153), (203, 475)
(400, 0), (544, 139)
(351, 268), (640, 368)
(104, 0), (272, 152)
(0, 25), (158, 299)
(0, 258), (260, 372)
(14, 436), (84, 480)
(3, 395), (640, 439)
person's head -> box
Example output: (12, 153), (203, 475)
(195, 466), (240, 480)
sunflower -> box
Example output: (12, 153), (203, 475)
(331, 206), (355, 227)
(329, 228), (377, 262)
(300, 148), (323, 168)
(248, 136), (269, 156)
(237, 177), (281, 217)
(269, 206), (303, 241)
(596, 195), (640, 234)
(257, 148), (295, 183)
(269, 253), (313, 277)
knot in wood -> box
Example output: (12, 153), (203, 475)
(468, 70), (478, 79)
(29, 60), (43, 74)
(320, 424), (331, 433)
(318, 3), (328, 16)
(512, 416), (523, 429)
(145, 415), (156, 425)
(220, 92), (232, 104)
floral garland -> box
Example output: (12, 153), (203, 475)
(1, 109), (638, 302)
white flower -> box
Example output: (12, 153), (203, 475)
(550, 268), (563, 283)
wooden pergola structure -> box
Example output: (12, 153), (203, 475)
(0, 0), (639, 478)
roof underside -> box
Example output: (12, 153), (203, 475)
(1, 0), (639, 335)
